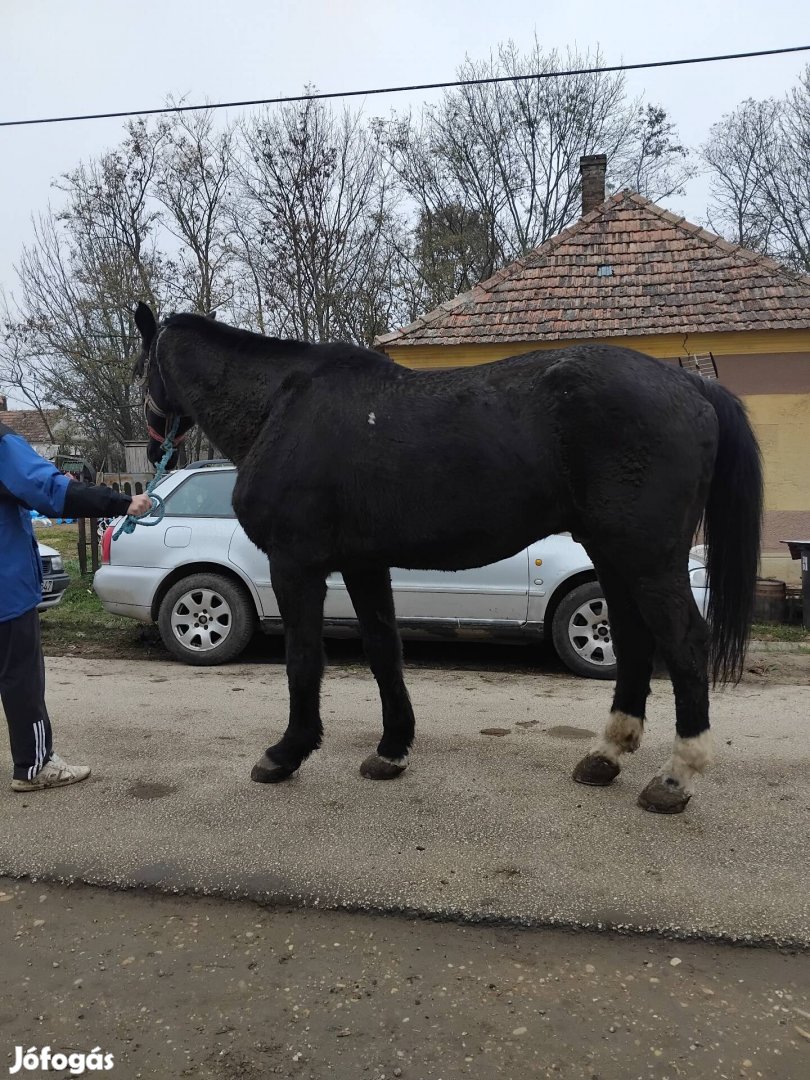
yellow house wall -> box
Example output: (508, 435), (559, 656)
(746, 394), (810, 584)
(385, 330), (810, 368)
(385, 332), (810, 585)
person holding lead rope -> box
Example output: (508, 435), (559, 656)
(0, 418), (151, 791)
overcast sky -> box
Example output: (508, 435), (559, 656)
(1, 0), (808, 305)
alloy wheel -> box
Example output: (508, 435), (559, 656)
(567, 597), (615, 669)
(170, 587), (233, 653)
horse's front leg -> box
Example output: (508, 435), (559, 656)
(343, 566), (415, 780)
(251, 560), (327, 784)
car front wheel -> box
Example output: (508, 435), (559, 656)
(550, 581), (617, 680)
(157, 573), (256, 665)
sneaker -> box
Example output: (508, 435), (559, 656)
(11, 753), (91, 792)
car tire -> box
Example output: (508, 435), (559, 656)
(550, 581), (617, 681)
(157, 573), (256, 666)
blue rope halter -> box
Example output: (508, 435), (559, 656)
(112, 418), (180, 541)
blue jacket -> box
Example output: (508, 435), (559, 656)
(0, 422), (131, 622)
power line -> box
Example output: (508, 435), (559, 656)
(2, 45), (809, 129)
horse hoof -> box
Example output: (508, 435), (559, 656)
(360, 753), (408, 780)
(637, 777), (691, 815)
(251, 753), (296, 784)
(572, 752), (620, 786)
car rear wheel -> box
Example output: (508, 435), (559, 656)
(157, 573), (255, 665)
(551, 581), (617, 680)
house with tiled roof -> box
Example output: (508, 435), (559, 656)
(376, 156), (810, 583)
(0, 396), (65, 460)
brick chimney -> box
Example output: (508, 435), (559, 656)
(0, 394), (7, 411)
(580, 154), (607, 216)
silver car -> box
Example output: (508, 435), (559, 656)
(93, 462), (709, 679)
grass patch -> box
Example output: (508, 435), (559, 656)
(35, 521), (82, 559)
(36, 524), (161, 656)
(35, 524), (121, 645)
(39, 560), (140, 650)
(749, 622), (809, 643)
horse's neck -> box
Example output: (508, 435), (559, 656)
(194, 397), (269, 465)
(173, 348), (295, 466)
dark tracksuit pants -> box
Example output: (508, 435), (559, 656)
(0, 608), (52, 780)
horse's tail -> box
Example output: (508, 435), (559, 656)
(695, 378), (763, 685)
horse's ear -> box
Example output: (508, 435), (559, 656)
(207, 310), (217, 320)
(134, 302), (157, 345)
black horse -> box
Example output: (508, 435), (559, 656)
(133, 303), (762, 814)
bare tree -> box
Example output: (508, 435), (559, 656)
(0, 112), (240, 466)
(1, 121), (167, 467)
(154, 108), (237, 315)
(386, 41), (692, 307)
(0, 294), (73, 463)
(763, 67), (810, 270)
(151, 109), (238, 460)
(703, 98), (781, 252)
(237, 97), (408, 344)
(611, 103), (692, 201)
(0, 293), (53, 416)
(702, 67), (810, 271)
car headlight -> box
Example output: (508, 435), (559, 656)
(50, 556), (64, 572)
(690, 566), (707, 589)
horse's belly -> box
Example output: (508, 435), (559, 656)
(342, 490), (561, 571)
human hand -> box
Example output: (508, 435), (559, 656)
(127, 494), (154, 518)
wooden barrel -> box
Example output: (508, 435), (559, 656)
(753, 579), (787, 624)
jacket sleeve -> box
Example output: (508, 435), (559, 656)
(0, 431), (72, 515)
(63, 480), (133, 518)
(0, 431), (133, 517)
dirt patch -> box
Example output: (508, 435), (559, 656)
(742, 646), (810, 685)
(545, 725), (597, 740)
(42, 635), (169, 663)
(0, 878), (807, 1080)
(126, 781), (179, 800)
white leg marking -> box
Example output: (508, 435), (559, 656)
(378, 753), (408, 768)
(592, 710), (643, 764)
(658, 731), (714, 793)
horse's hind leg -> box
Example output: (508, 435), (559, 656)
(251, 560), (327, 784)
(343, 566), (415, 780)
(632, 571), (712, 814)
(573, 569), (656, 787)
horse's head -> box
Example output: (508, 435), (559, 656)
(133, 303), (194, 468)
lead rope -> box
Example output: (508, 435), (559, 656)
(112, 418), (180, 541)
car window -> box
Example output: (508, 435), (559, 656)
(162, 471), (237, 518)
(148, 473), (177, 495)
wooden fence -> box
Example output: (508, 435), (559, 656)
(76, 517), (100, 576)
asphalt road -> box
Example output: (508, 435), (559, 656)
(0, 654), (807, 946)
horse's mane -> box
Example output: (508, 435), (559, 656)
(162, 312), (391, 367)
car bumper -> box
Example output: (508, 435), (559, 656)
(37, 573), (71, 612)
(93, 565), (164, 623)
(97, 600), (154, 623)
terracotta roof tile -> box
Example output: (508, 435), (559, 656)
(0, 409), (62, 446)
(375, 192), (810, 347)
